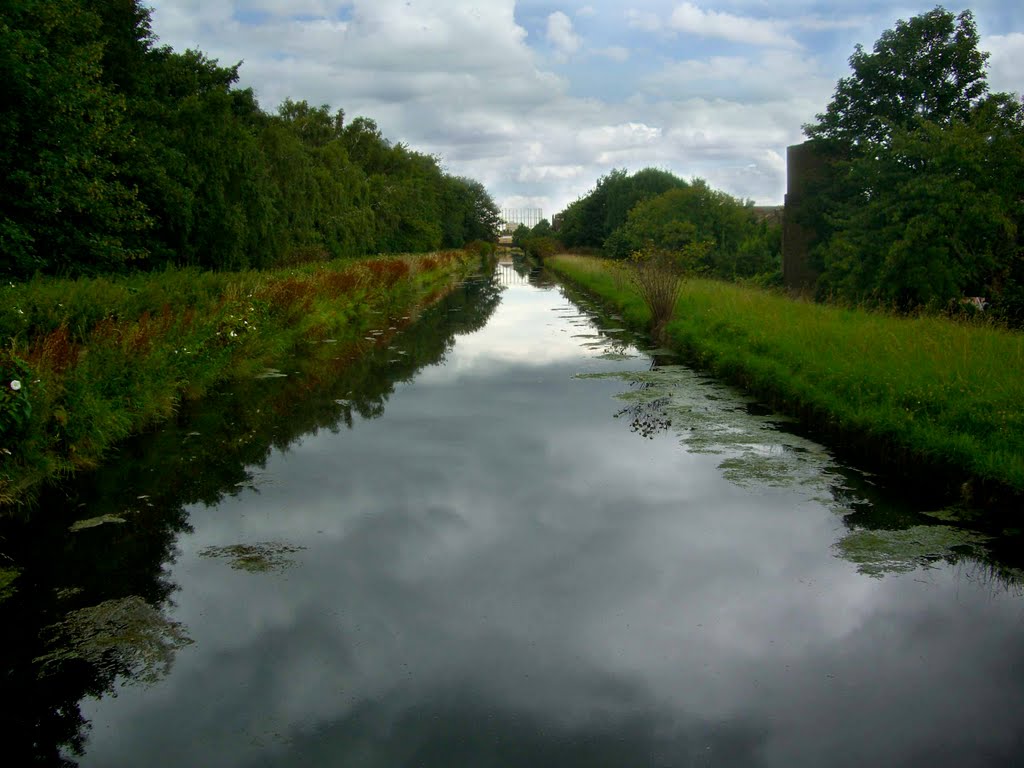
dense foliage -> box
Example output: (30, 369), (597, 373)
(553, 168), (781, 282)
(557, 168), (687, 250)
(0, 0), (500, 280)
(803, 7), (1024, 316)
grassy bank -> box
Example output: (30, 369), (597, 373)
(1, 251), (479, 507)
(548, 254), (1024, 500)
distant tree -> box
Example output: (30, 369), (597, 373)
(461, 178), (501, 242)
(511, 224), (530, 249)
(558, 168), (686, 249)
(604, 181), (773, 279)
(531, 219), (553, 238)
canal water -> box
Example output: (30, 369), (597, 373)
(3, 260), (1023, 766)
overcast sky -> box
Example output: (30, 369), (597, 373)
(146, 1), (1024, 218)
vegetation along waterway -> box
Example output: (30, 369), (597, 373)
(548, 254), (1024, 504)
(2, 260), (1023, 766)
(0, 249), (481, 507)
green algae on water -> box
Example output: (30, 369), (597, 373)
(199, 542), (306, 573)
(35, 596), (193, 686)
(577, 366), (838, 492)
(835, 525), (992, 578)
(69, 514), (128, 532)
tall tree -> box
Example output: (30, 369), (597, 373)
(802, 6), (1024, 312)
(804, 7), (989, 149)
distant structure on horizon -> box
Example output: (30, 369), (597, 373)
(500, 208), (543, 233)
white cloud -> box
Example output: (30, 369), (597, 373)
(642, 50), (833, 106)
(793, 14), (871, 32)
(984, 32), (1024, 95)
(668, 3), (799, 49)
(516, 164), (587, 183)
(547, 11), (582, 58)
(595, 46), (630, 62)
(625, 9), (661, 32)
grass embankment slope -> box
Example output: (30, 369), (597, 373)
(548, 254), (1024, 500)
(1, 251), (479, 507)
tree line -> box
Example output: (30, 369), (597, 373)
(522, 167), (782, 284)
(524, 7), (1024, 323)
(0, 0), (501, 280)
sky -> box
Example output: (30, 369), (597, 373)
(145, 1), (1024, 219)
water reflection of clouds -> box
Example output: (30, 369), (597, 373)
(79, 281), (1024, 768)
(418, 284), (615, 379)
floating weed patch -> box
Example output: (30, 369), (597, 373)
(232, 472), (275, 493)
(254, 368), (288, 380)
(577, 365), (839, 493)
(596, 352), (637, 361)
(718, 450), (812, 488)
(835, 526), (992, 578)
(35, 596), (193, 686)
(69, 513), (128, 532)
(199, 542), (306, 573)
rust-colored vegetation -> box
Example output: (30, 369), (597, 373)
(26, 324), (78, 375)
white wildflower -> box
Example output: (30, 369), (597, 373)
(10, 380), (21, 391)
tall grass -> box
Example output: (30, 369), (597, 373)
(0, 251), (474, 507)
(548, 254), (1024, 498)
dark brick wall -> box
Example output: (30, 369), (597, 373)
(783, 141), (829, 293)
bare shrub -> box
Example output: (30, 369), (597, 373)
(623, 242), (710, 339)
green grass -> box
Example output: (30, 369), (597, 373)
(548, 254), (1024, 499)
(1, 251), (477, 507)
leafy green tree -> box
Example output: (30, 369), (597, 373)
(0, 0), (150, 278)
(511, 224), (530, 249)
(804, 7), (989, 148)
(604, 182), (769, 279)
(558, 168), (686, 249)
(438, 176), (500, 247)
(277, 99), (344, 148)
(816, 95), (1024, 308)
(804, 6), (1024, 311)
(462, 179), (501, 243)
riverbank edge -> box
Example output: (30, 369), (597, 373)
(1, 250), (485, 509)
(547, 254), (1024, 509)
